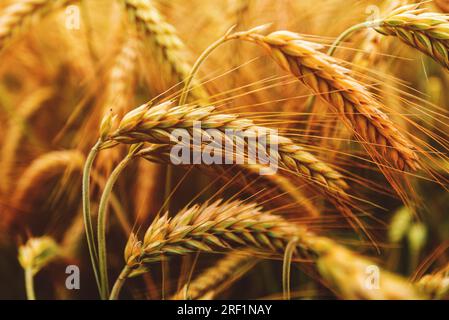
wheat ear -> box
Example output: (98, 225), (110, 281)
(229, 30), (419, 171)
(96, 35), (139, 175)
(0, 0), (75, 52)
(18, 236), (60, 300)
(137, 143), (320, 217)
(123, 0), (208, 102)
(106, 101), (349, 199)
(110, 199), (422, 300)
(171, 253), (256, 300)
(0, 87), (54, 194)
(4, 150), (84, 232)
(374, 4), (449, 70)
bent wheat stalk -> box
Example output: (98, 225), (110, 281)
(110, 200), (422, 300)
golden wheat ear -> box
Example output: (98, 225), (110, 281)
(374, 4), (449, 70)
(228, 30), (419, 172)
(0, 0), (76, 52)
(111, 199), (423, 300)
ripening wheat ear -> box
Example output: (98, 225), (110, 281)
(171, 253), (256, 300)
(0, 87), (54, 194)
(230, 30), (419, 172)
(123, 0), (209, 102)
(110, 199), (423, 300)
(18, 236), (60, 300)
(96, 35), (139, 176)
(4, 150), (84, 232)
(0, 0), (76, 52)
(374, 4), (449, 70)
(107, 101), (349, 201)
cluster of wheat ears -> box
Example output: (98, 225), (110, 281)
(1, 0), (449, 300)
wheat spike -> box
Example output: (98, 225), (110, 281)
(0, 87), (53, 194)
(137, 144), (320, 217)
(374, 4), (449, 70)
(4, 150), (84, 232)
(18, 236), (60, 274)
(123, 0), (208, 102)
(106, 101), (349, 200)
(230, 30), (419, 171)
(172, 253), (255, 300)
(120, 199), (422, 299)
(96, 35), (139, 175)
(0, 0), (75, 52)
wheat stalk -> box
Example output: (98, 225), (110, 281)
(352, 0), (407, 68)
(171, 252), (256, 300)
(374, 4), (449, 70)
(110, 199), (422, 300)
(105, 101), (349, 200)
(123, 0), (208, 102)
(229, 29), (419, 171)
(0, 0), (75, 52)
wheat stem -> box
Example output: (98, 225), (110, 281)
(24, 268), (35, 300)
(179, 30), (233, 105)
(82, 139), (102, 295)
(97, 154), (133, 299)
(97, 144), (143, 299)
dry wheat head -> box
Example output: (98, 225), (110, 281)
(231, 30), (419, 171)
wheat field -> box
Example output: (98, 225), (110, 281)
(1, 0), (449, 300)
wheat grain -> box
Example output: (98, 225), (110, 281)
(230, 29), (419, 171)
(0, 0), (75, 52)
(123, 0), (208, 102)
(114, 199), (422, 300)
(374, 4), (449, 70)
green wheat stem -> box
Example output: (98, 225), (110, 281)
(97, 152), (135, 299)
(24, 268), (35, 300)
(82, 139), (102, 295)
(178, 29), (234, 105)
(282, 237), (298, 300)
